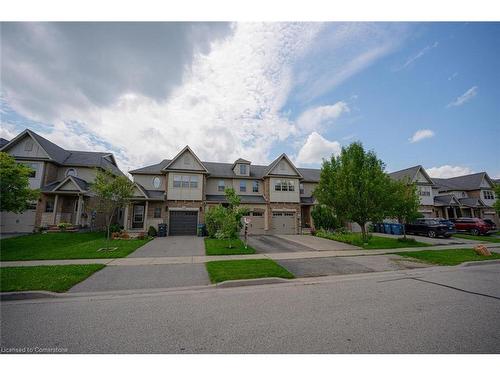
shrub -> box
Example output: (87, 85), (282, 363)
(311, 205), (341, 231)
(58, 222), (72, 231)
(109, 223), (122, 233)
(148, 226), (158, 237)
(205, 205), (227, 238)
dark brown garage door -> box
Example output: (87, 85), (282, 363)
(169, 210), (198, 235)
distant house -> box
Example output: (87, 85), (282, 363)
(0, 137), (9, 148)
(0, 129), (125, 234)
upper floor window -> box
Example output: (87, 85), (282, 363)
(299, 183), (304, 194)
(190, 175), (199, 189)
(483, 190), (495, 200)
(66, 168), (77, 177)
(23, 163), (38, 178)
(240, 180), (247, 192)
(173, 175), (182, 188)
(182, 175), (190, 188)
(24, 140), (33, 151)
(252, 180), (259, 192)
(173, 175), (199, 189)
(274, 179), (295, 192)
(152, 176), (161, 189)
(418, 187), (430, 196)
(240, 164), (247, 175)
(218, 180), (225, 192)
(154, 207), (162, 218)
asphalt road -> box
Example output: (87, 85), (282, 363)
(1, 264), (499, 353)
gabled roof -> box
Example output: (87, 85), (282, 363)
(433, 172), (494, 191)
(264, 153), (303, 178)
(162, 145), (208, 173)
(433, 194), (461, 207)
(131, 183), (165, 201)
(232, 158), (251, 168)
(458, 197), (488, 208)
(44, 176), (89, 193)
(389, 165), (433, 185)
(0, 138), (9, 147)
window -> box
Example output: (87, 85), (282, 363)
(239, 164), (247, 175)
(483, 190), (494, 200)
(252, 180), (259, 192)
(281, 181), (288, 191)
(419, 187), (430, 196)
(240, 180), (246, 192)
(26, 202), (37, 210)
(252, 211), (263, 217)
(288, 181), (295, 192)
(23, 163), (38, 178)
(45, 198), (55, 212)
(173, 175), (182, 188)
(190, 175), (199, 189)
(274, 180), (281, 191)
(152, 176), (161, 189)
(273, 212), (283, 217)
(154, 207), (162, 218)
(66, 168), (77, 177)
(182, 175), (190, 188)
(299, 183), (304, 194)
(24, 140), (33, 151)
(218, 180), (225, 192)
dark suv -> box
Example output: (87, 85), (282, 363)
(452, 217), (495, 236)
(405, 218), (455, 238)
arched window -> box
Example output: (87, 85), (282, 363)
(152, 176), (161, 189)
(66, 168), (77, 177)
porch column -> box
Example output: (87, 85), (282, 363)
(143, 201), (149, 231)
(264, 206), (269, 230)
(52, 194), (59, 224)
(444, 207), (449, 219)
(75, 195), (83, 226)
(123, 204), (129, 230)
(470, 209), (474, 218)
(453, 207), (458, 218)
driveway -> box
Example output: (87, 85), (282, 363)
(275, 234), (361, 250)
(247, 235), (314, 253)
(128, 236), (205, 258)
(277, 255), (429, 278)
(69, 264), (210, 293)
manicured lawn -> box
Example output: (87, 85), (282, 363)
(453, 233), (500, 243)
(205, 259), (294, 283)
(394, 249), (500, 266)
(0, 264), (105, 293)
(315, 230), (430, 249)
(204, 238), (256, 255)
(0, 232), (151, 261)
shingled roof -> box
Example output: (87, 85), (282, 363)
(0, 138), (9, 148)
(433, 172), (492, 191)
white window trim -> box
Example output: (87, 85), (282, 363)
(66, 168), (78, 177)
(152, 176), (161, 189)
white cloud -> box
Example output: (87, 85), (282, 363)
(400, 41), (438, 69)
(447, 86), (478, 108)
(295, 132), (341, 166)
(427, 165), (474, 178)
(409, 129), (435, 143)
(448, 72), (458, 81)
(296, 101), (350, 132)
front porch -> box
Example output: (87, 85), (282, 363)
(40, 193), (90, 229)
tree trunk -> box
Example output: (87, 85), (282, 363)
(360, 222), (367, 243)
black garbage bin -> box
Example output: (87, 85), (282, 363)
(158, 223), (167, 237)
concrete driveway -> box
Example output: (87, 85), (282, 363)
(275, 234), (361, 250)
(247, 235), (314, 253)
(128, 236), (205, 258)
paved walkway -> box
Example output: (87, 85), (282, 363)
(127, 236), (205, 258)
(275, 234), (360, 250)
(3, 243), (499, 267)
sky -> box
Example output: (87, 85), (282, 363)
(1, 22), (499, 178)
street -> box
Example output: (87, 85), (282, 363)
(1, 263), (499, 353)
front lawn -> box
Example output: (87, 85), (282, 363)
(315, 230), (430, 249)
(0, 264), (105, 293)
(205, 259), (294, 283)
(0, 232), (151, 261)
(453, 234), (500, 243)
(204, 238), (256, 255)
(394, 249), (500, 266)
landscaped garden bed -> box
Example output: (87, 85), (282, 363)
(393, 249), (500, 266)
(0, 264), (106, 292)
(0, 232), (151, 261)
(205, 259), (294, 283)
(315, 229), (430, 249)
(204, 238), (256, 255)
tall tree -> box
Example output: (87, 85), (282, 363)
(389, 179), (421, 239)
(90, 169), (134, 247)
(0, 152), (39, 213)
(494, 183), (500, 215)
(314, 142), (393, 242)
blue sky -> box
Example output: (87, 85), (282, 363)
(1, 22), (499, 177)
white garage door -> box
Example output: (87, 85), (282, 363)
(271, 211), (296, 234)
(241, 211), (266, 235)
(1, 210), (36, 234)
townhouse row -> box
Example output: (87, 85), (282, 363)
(0, 129), (498, 236)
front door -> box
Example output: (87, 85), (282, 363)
(132, 204), (145, 229)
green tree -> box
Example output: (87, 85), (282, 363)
(90, 169), (134, 247)
(314, 142), (393, 242)
(389, 179), (421, 239)
(0, 152), (39, 213)
(494, 183), (500, 215)
(311, 204), (340, 231)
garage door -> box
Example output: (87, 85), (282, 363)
(241, 211), (266, 235)
(169, 210), (198, 235)
(0, 209), (36, 234)
(271, 211), (296, 234)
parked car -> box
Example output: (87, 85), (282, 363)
(451, 217), (495, 236)
(405, 218), (455, 238)
(482, 219), (497, 232)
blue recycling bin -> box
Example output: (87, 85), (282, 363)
(391, 223), (402, 235)
(383, 223), (391, 234)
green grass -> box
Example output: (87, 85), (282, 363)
(0, 232), (151, 261)
(453, 233), (500, 243)
(0, 264), (105, 293)
(315, 230), (430, 249)
(204, 238), (256, 255)
(394, 249), (500, 266)
(205, 259), (294, 283)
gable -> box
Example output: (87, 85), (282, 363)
(480, 176), (492, 189)
(267, 155), (301, 177)
(4, 133), (50, 159)
(164, 147), (207, 172)
(415, 168), (433, 184)
(132, 185), (148, 198)
(56, 179), (81, 192)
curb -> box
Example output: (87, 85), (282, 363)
(0, 291), (64, 301)
(216, 277), (292, 288)
(461, 259), (500, 267)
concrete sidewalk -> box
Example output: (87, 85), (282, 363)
(2, 242), (499, 267)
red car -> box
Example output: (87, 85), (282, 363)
(452, 217), (495, 236)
